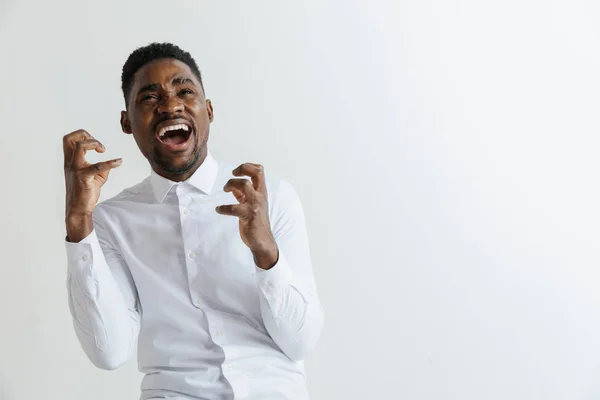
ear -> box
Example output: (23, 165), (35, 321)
(206, 99), (214, 123)
(120, 111), (132, 134)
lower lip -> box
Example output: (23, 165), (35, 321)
(156, 132), (193, 151)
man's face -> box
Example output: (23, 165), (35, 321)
(121, 58), (213, 181)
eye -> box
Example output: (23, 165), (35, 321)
(180, 89), (194, 96)
(141, 94), (158, 102)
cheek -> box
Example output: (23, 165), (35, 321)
(131, 117), (156, 140)
(193, 107), (210, 127)
(188, 100), (207, 116)
(133, 107), (155, 126)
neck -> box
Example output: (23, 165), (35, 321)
(152, 148), (208, 182)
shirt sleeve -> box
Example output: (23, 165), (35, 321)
(65, 212), (140, 370)
(256, 179), (325, 362)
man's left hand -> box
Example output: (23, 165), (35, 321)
(216, 163), (279, 270)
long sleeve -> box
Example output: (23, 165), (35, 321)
(256, 179), (324, 362)
(65, 214), (140, 370)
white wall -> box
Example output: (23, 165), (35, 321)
(0, 0), (599, 399)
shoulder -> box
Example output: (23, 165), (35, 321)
(267, 175), (298, 203)
(263, 172), (303, 217)
(93, 176), (153, 223)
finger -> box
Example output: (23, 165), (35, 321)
(215, 204), (249, 218)
(232, 163), (266, 191)
(223, 178), (255, 203)
(63, 129), (94, 165)
(71, 139), (107, 168)
(81, 158), (123, 176)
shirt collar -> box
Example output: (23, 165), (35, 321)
(150, 151), (219, 203)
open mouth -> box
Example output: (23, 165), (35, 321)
(157, 123), (193, 147)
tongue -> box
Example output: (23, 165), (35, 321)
(163, 133), (187, 145)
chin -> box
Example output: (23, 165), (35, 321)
(153, 151), (201, 176)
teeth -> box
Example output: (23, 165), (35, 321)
(158, 124), (190, 138)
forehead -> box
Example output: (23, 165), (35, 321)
(132, 58), (199, 88)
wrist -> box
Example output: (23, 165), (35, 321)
(252, 241), (279, 270)
(66, 213), (93, 243)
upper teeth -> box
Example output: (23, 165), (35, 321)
(158, 124), (189, 138)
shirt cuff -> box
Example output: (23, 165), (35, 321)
(65, 230), (106, 276)
(255, 251), (294, 296)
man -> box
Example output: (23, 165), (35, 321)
(63, 42), (324, 399)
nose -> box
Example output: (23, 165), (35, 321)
(157, 93), (184, 114)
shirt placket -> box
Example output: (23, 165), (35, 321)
(176, 184), (248, 396)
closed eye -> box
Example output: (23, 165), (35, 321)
(141, 94), (158, 102)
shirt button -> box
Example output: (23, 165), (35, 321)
(183, 208), (190, 216)
(194, 296), (203, 306)
(189, 251), (196, 260)
(224, 363), (233, 371)
(82, 254), (90, 262)
(215, 331), (224, 338)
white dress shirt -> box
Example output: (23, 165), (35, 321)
(65, 152), (324, 400)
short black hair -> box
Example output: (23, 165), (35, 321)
(121, 42), (203, 104)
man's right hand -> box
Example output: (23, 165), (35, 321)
(63, 129), (122, 242)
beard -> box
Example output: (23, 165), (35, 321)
(151, 134), (206, 176)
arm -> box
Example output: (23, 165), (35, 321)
(66, 214), (140, 370)
(62, 129), (137, 369)
(216, 164), (324, 362)
(255, 179), (324, 361)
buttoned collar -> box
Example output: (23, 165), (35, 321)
(150, 151), (219, 203)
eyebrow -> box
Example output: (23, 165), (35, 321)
(136, 77), (195, 97)
(172, 76), (195, 86)
(136, 83), (161, 96)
